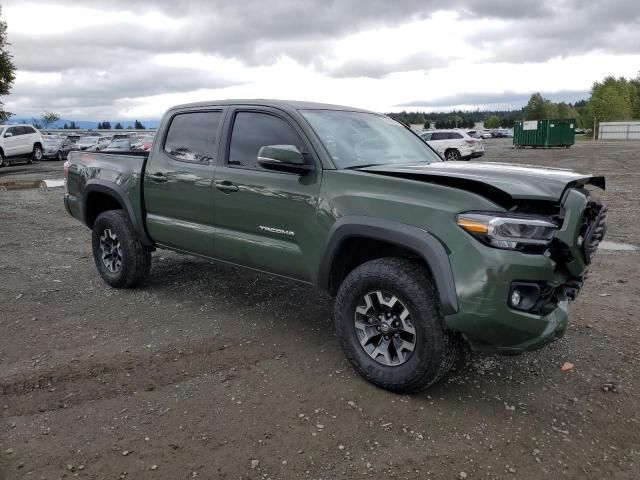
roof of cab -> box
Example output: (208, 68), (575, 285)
(168, 99), (375, 114)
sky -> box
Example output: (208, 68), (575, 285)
(2, 0), (640, 121)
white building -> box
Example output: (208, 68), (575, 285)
(598, 121), (640, 140)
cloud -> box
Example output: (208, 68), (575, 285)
(328, 52), (444, 79)
(396, 89), (589, 109)
(1, 0), (638, 118)
(468, 0), (640, 63)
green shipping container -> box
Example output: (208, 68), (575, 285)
(513, 119), (575, 148)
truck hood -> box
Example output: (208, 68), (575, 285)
(357, 162), (605, 206)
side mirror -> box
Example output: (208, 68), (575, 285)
(4, 132), (12, 138)
(257, 145), (313, 174)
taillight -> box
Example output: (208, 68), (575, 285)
(465, 139), (476, 145)
(63, 160), (69, 179)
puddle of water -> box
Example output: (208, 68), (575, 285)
(599, 241), (638, 251)
(0, 179), (65, 191)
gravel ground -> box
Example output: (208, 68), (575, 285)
(1, 139), (639, 479)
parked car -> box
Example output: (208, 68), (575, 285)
(42, 136), (77, 161)
(76, 136), (110, 151)
(103, 139), (138, 152)
(479, 130), (492, 139)
(0, 124), (44, 167)
(491, 130), (506, 138)
(66, 134), (82, 143)
(139, 134), (154, 151)
(419, 129), (484, 161)
(112, 133), (132, 140)
(64, 99), (607, 393)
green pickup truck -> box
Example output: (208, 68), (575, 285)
(64, 100), (607, 392)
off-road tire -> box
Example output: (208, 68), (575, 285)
(445, 149), (461, 161)
(92, 210), (151, 288)
(335, 257), (459, 393)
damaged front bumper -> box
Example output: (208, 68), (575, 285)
(445, 187), (606, 354)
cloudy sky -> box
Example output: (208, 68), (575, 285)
(3, 0), (640, 120)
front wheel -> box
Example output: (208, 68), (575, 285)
(0, 153), (7, 167)
(334, 257), (459, 393)
(57, 151), (63, 161)
(91, 210), (151, 288)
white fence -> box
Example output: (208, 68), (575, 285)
(598, 121), (640, 140)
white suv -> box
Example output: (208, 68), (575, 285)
(0, 124), (44, 167)
(419, 129), (484, 161)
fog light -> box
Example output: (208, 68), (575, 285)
(510, 289), (522, 307)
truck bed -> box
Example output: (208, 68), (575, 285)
(65, 151), (150, 240)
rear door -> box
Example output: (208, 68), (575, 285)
(427, 131), (448, 155)
(17, 127), (33, 154)
(212, 107), (323, 282)
(144, 108), (225, 257)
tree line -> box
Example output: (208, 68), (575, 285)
(389, 73), (640, 131)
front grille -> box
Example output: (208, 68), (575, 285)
(581, 202), (607, 264)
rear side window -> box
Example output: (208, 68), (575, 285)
(228, 112), (304, 170)
(449, 132), (463, 139)
(23, 126), (36, 134)
(164, 111), (222, 162)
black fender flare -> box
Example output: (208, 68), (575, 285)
(317, 216), (459, 315)
(84, 180), (154, 247)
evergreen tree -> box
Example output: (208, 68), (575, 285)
(0, 7), (16, 121)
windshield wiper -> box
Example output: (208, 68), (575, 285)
(343, 163), (384, 170)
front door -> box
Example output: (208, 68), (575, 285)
(3, 127), (20, 156)
(212, 108), (323, 283)
(144, 109), (225, 257)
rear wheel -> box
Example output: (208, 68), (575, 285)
(91, 210), (151, 288)
(0, 152), (7, 167)
(31, 144), (43, 163)
(334, 257), (459, 393)
(57, 151), (63, 161)
(445, 149), (461, 161)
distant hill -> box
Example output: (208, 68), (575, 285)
(6, 118), (160, 129)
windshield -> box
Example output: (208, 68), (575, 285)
(107, 140), (129, 148)
(301, 110), (441, 168)
(78, 137), (98, 144)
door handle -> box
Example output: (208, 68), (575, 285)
(215, 180), (239, 193)
(148, 173), (167, 183)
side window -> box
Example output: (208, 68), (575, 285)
(420, 133), (432, 141)
(430, 132), (446, 141)
(164, 111), (222, 162)
(228, 112), (304, 170)
(449, 132), (463, 139)
(6, 127), (17, 137)
(24, 127), (36, 135)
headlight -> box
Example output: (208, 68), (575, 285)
(456, 212), (557, 250)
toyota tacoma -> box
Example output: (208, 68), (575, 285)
(64, 100), (607, 392)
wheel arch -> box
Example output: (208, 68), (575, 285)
(317, 216), (459, 315)
(84, 180), (154, 247)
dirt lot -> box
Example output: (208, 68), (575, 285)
(1, 140), (639, 479)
